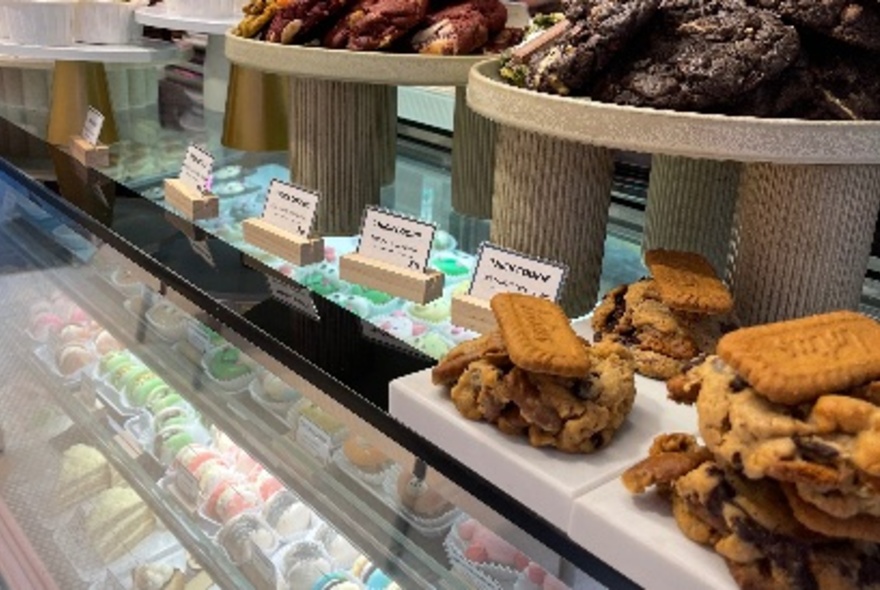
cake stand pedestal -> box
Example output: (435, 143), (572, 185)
(468, 60), (880, 323)
(135, 7), (236, 113)
(226, 35), (492, 234)
(0, 40), (188, 146)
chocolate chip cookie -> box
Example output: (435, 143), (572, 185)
(592, 7), (800, 112)
(592, 279), (729, 380)
(804, 34), (880, 120)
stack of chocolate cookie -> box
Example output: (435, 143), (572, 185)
(432, 293), (636, 453)
(501, 0), (880, 119)
(234, 0), (522, 55)
(592, 249), (735, 381)
(624, 311), (880, 589)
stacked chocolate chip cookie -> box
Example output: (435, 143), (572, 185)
(624, 311), (880, 589)
(592, 249), (735, 381)
(432, 293), (636, 453)
(500, 0), (880, 119)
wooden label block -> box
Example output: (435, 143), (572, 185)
(69, 135), (109, 168)
(164, 178), (219, 220)
(451, 293), (498, 334)
(242, 217), (324, 266)
(340, 252), (444, 304)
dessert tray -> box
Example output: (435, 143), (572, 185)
(134, 6), (237, 35)
(388, 319), (696, 531)
(467, 60), (880, 165)
(225, 34), (487, 86)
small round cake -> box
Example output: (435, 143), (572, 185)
(126, 374), (166, 407)
(56, 343), (94, 376)
(396, 472), (453, 520)
(94, 330), (122, 355)
(312, 573), (361, 590)
(405, 298), (451, 326)
(284, 542), (333, 588)
(430, 253), (472, 283)
(350, 556), (401, 590)
(30, 312), (64, 341)
(131, 563), (185, 590)
(315, 526), (360, 570)
(205, 347), (254, 391)
(341, 436), (389, 485)
(217, 513), (279, 565)
(411, 333), (454, 360)
(263, 491), (314, 540)
(204, 480), (261, 523)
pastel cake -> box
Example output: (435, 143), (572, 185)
(56, 444), (112, 509)
(87, 487), (156, 563)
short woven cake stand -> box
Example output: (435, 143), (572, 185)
(0, 40), (188, 146)
(226, 35), (490, 235)
(468, 60), (880, 323)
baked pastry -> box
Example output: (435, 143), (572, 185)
(396, 471), (453, 519)
(340, 435), (389, 482)
(434, 294), (636, 453)
(263, 490), (314, 538)
(56, 444), (112, 509)
(410, 0), (507, 55)
(265, 0), (351, 43)
(87, 487), (156, 563)
(131, 563), (185, 590)
(747, 0), (880, 52)
(324, 0), (429, 50)
(217, 513), (279, 564)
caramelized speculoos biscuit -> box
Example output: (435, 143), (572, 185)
(782, 484), (880, 543)
(490, 293), (591, 378)
(717, 311), (880, 405)
(644, 249), (733, 315)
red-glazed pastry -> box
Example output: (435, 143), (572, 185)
(324, 0), (429, 50)
(205, 481), (261, 523)
(266, 0), (351, 44)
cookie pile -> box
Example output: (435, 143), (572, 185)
(432, 293), (636, 453)
(500, 0), (880, 119)
(233, 0), (523, 55)
(624, 311), (880, 589)
(592, 249), (735, 381)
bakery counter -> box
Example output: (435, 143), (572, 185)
(0, 133), (628, 588)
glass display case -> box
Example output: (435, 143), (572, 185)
(0, 121), (636, 589)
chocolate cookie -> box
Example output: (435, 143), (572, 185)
(805, 35), (880, 119)
(592, 280), (728, 380)
(324, 0), (429, 50)
(593, 7), (800, 112)
(516, 0), (660, 95)
(749, 0), (880, 52)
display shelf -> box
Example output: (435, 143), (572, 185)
(0, 39), (187, 64)
(226, 33), (499, 235)
(467, 59), (880, 324)
(389, 320), (696, 532)
(134, 6), (236, 35)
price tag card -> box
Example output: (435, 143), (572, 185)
(262, 180), (319, 239)
(469, 243), (568, 302)
(504, 1), (530, 28)
(268, 277), (319, 320)
(179, 144), (214, 192)
(357, 207), (435, 273)
(81, 106), (104, 146)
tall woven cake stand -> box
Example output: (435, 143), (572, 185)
(0, 40), (188, 146)
(135, 7), (236, 113)
(226, 34), (495, 235)
(468, 60), (880, 322)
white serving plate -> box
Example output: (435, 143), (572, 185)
(388, 319), (697, 530)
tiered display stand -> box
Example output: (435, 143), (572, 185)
(0, 40), (188, 146)
(467, 59), (880, 322)
(134, 6), (236, 113)
(225, 34), (497, 235)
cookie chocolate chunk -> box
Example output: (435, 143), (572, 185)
(411, 0), (507, 55)
(324, 0), (429, 50)
(750, 0), (880, 52)
(266, 0), (350, 43)
(593, 7), (799, 111)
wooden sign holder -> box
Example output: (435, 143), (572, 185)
(241, 218), (324, 266)
(451, 293), (497, 334)
(340, 252), (444, 304)
(164, 178), (219, 220)
(69, 135), (109, 168)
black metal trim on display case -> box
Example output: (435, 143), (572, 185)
(0, 117), (640, 589)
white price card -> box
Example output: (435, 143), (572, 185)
(268, 277), (319, 320)
(469, 242), (568, 302)
(262, 180), (319, 239)
(179, 144), (214, 192)
(357, 207), (435, 273)
(81, 106), (104, 146)
(504, 1), (530, 28)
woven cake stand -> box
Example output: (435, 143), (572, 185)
(0, 40), (188, 146)
(468, 60), (880, 322)
(226, 34), (493, 234)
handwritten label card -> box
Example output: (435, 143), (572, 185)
(268, 277), (319, 320)
(469, 243), (568, 302)
(81, 106), (104, 146)
(180, 144), (214, 192)
(357, 207), (435, 272)
(504, 1), (530, 28)
(262, 180), (319, 239)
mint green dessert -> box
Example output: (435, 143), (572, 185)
(208, 348), (252, 381)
